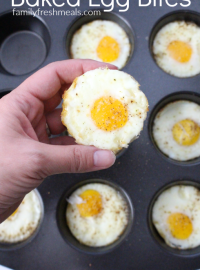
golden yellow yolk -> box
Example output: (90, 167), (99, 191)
(172, 119), (200, 146)
(77, 190), (102, 218)
(91, 96), (128, 132)
(97, 36), (120, 62)
(7, 208), (19, 220)
(11, 208), (18, 217)
(167, 213), (193, 240)
(167, 40), (192, 63)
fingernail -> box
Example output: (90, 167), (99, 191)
(94, 150), (116, 167)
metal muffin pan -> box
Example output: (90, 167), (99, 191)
(148, 91), (200, 166)
(149, 10), (200, 78)
(57, 178), (134, 255)
(0, 10), (51, 76)
(65, 11), (135, 69)
(148, 179), (200, 257)
(1, 1), (200, 269)
(0, 189), (44, 251)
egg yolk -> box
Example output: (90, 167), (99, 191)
(167, 40), (192, 63)
(11, 208), (18, 217)
(91, 96), (128, 132)
(97, 36), (120, 62)
(167, 212), (193, 240)
(172, 119), (200, 146)
(77, 190), (102, 218)
(7, 208), (19, 220)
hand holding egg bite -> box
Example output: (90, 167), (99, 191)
(61, 68), (148, 154)
(0, 60), (117, 224)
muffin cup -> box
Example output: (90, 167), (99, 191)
(0, 189), (44, 251)
(56, 178), (134, 255)
(148, 91), (200, 166)
(116, 147), (128, 158)
(0, 10), (51, 76)
(65, 10), (135, 69)
(147, 180), (200, 257)
(149, 10), (200, 78)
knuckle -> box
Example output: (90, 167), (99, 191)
(71, 146), (85, 173)
(26, 146), (47, 179)
(30, 151), (43, 169)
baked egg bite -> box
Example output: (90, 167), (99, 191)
(153, 100), (200, 161)
(70, 20), (131, 69)
(0, 190), (42, 243)
(152, 185), (200, 249)
(153, 21), (200, 78)
(66, 183), (128, 247)
(61, 68), (148, 154)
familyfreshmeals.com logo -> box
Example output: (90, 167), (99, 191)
(12, 0), (191, 13)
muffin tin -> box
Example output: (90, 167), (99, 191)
(149, 10), (200, 78)
(65, 11), (135, 69)
(148, 91), (200, 166)
(1, 1), (200, 269)
(0, 10), (50, 76)
(0, 189), (44, 251)
(148, 180), (200, 257)
(57, 179), (133, 255)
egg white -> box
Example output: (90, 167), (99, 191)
(66, 183), (128, 247)
(153, 185), (200, 249)
(153, 21), (200, 78)
(70, 20), (131, 69)
(153, 100), (200, 161)
(61, 68), (148, 154)
(0, 190), (42, 243)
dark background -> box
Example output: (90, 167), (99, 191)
(0, 0), (200, 269)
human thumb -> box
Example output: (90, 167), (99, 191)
(38, 144), (116, 175)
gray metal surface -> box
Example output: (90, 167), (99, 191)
(0, 1), (200, 269)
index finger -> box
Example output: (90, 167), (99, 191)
(16, 59), (118, 101)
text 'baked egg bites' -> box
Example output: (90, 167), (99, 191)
(66, 183), (128, 247)
(153, 100), (200, 161)
(0, 190), (42, 243)
(61, 68), (148, 154)
(70, 20), (131, 69)
(153, 185), (200, 249)
(153, 21), (200, 78)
